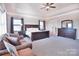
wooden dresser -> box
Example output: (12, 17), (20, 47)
(58, 28), (76, 39)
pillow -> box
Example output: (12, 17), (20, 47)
(10, 34), (18, 37)
(0, 34), (7, 42)
(0, 38), (10, 50)
(6, 37), (20, 46)
(23, 34), (30, 38)
(0, 35), (5, 50)
(23, 37), (32, 44)
(3, 40), (19, 56)
(0, 41), (6, 50)
(0, 38), (11, 50)
(18, 31), (30, 38)
(0, 34), (10, 50)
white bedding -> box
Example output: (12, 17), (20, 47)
(25, 28), (39, 38)
(32, 36), (79, 56)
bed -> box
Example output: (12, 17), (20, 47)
(32, 36), (79, 56)
(25, 28), (49, 41)
(25, 28), (39, 38)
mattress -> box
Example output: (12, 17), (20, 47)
(25, 28), (40, 38)
(32, 36), (79, 56)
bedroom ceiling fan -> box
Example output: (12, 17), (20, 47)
(40, 3), (56, 11)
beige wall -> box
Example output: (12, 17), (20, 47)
(46, 13), (79, 39)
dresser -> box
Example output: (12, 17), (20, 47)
(58, 28), (76, 39)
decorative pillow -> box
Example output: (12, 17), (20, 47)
(6, 37), (20, 46)
(0, 39), (10, 50)
(0, 34), (10, 50)
(3, 40), (19, 56)
(0, 41), (6, 50)
(23, 37), (32, 44)
(10, 34), (18, 37)
(18, 31), (30, 38)
(24, 34), (30, 38)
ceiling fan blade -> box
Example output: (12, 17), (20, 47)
(50, 3), (54, 5)
(50, 6), (56, 8)
(46, 3), (49, 5)
(42, 3), (47, 6)
(41, 6), (46, 9)
(46, 8), (49, 11)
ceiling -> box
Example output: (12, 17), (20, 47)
(4, 3), (79, 19)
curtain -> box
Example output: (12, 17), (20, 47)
(0, 11), (7, 36)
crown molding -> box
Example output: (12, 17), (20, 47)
(45, 4), (79, 16)
(6, 12), (42, 19)
(44, 5), (79, 20)
(44, 8), (79, 20)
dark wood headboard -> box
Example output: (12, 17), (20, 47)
(25, 24), (39, 30)
(58, 28), (76, 39)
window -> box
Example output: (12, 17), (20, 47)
(13, 19), (22, 31)
(0, 11), (7, 36)
(10, 17), (24, 33)
(39, 20), (45, 30)
(40, 21), (44, 30)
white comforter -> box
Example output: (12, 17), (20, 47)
(32, 36), (79, 56)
